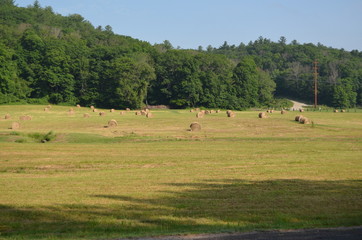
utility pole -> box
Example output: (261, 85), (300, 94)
(313, 60), (318, 108)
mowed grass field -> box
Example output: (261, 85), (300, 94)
(0, 105), (361, 240)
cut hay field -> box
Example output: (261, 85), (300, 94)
(0, 105), (361, 240)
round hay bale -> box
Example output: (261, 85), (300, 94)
(300, 117), (311, 124)
(120, 111), (125, 115)
(216, 110), (220, 113)
(108, 119), (118, 127)
(47, 105), (52, 109)
(93, 109), (98, 112)
(205, 110), (210, 115)
(299, 109), (304, 112)
(196, 112), (204, 118)
(259, 112), (267, 118)
(4, 114), (11, 120)
(298, 116), (306, 123)
(144, 109), (150, 113)
(68, 109), (75, 115)
(190, 109), (194, 113)
(341, 109), (346, 113)
(110, 109), (115, 112)
(227, 111), (235, 118)
(190, 122), (201, 131)
(334, 109), (339, 113)
(295, 115), (303, 121)
(146, 112), (153, 118)
(90, 106), (95, 109)
(135, 111), (142, 116)
(126, 108), (130, 111)
(69, 108), (74, 111)
(83, 113), (90, 118)
(19, 115), (32, 121)
(281, 110), (287, 114)
(195, 108), (200, 112)
(99, 112), (105, 116)
(11, 122), (20, 130)
(76, 104), (81, 108)
(141, 110), (147, 116)
(44, 107), (49, 112)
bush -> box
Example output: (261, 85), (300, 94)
(28, 131), (56, 143)
(272, 98), (293, 109)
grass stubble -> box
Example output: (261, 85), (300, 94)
(0, 105), (361, 239)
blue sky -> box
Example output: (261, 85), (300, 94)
(14, 0), (362, 51)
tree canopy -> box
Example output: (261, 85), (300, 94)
(0, 2), (361, 108)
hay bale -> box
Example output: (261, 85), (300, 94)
(295, 115), (303, 121)
(334, 109), (339, 113)
(99, 112), (106, 116)
(299, 109), (304, 112)
(190, 109), (194, 112)
(4, 114), (11, 119)
(126, 108), (130, 111)
(227, 111), (235, 118)
(144, 108), (150, 113)
(135, 111), (142, 116)
(90, 106), (94, 109)
(120, 111), (125, 115)
(190, 122), (201, 131)
(341, 109), (346, 113)
(259, 112), (267, 118)
(141, 110), (147, 116)
(146, 112), (153, 118)
(44, 107), (49, 112)
(205, 110), (210, 115)
(196, 112), (204, 118)
(69, 108), (74, 111)
(11, 122), (20, 129)
(19, 115), (32, 121)
(110, 109), (115, 112)
(83, 113), (90, 118)
(68, 108), (75, 115)
(93, 109), (98, 112)
(108, 119), (118, 127)
(300, 117), (311, 124)
(47, 105), (52, 109)
(216, 110), (220, 113)
(281, 110), (287, 114)
(298, 116), (309, 123)
(76, 104), (81, 108)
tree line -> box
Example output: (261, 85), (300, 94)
(1, 0), (361, 109)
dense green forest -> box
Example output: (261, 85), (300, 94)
(1, 0), (361, 109)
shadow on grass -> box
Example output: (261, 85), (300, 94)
(1, 179), (361, 239)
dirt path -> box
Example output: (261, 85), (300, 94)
(290, 100), (311, 110)
(117, 226), (362, 240)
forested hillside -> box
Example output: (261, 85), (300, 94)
(1, 0), (361, 109)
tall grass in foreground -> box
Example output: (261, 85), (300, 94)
(0, 105), (361, 239)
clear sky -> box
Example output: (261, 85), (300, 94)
(14, 0), (362, 51)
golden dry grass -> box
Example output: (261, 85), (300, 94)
(0, 105), (361, 239)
